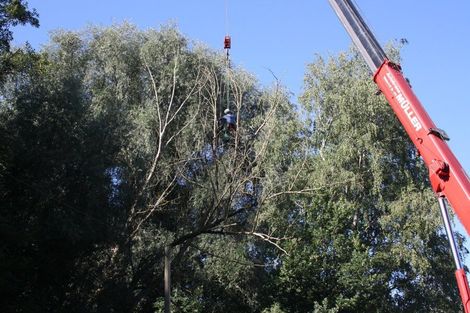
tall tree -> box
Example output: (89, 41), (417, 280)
(0, 0), (39, 81)
(0, 29), (119, 311)
(273, 47), (463, 312)
(1, 24), (299, 312)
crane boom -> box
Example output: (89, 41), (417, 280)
(328, 0), (470, 311)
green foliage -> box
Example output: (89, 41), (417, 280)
(262, 303), (286, 313)
(0, 21), (463, 313)
(313, 299), (339, 313)
(273, 47), (462, 312)
(0, 0), (39, 81)
(0, 23), (297, 312)
(154, 287), (204, 313)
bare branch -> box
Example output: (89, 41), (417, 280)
(206, 229), (289, 255)
(143, 57), (162, 134)
(130, 174), (179, 238)
(189, 243), (270, 268)
(164, 51), (179, 126)
(263, 177), (358, 202)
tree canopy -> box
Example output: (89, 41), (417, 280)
(0, 0), (39, 81)
(0, 21), (465, 313)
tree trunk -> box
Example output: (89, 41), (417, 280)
(164, 246), (171, 313)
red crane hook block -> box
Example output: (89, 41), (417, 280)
(224, 36), (231, 49)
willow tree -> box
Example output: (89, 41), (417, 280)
(1, 23), (302, 312)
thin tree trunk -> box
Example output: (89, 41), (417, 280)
(164, 246), (171, 313)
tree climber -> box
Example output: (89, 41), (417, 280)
(220, 108), (236, 132)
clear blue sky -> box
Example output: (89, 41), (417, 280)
(13, 0), (470, 258)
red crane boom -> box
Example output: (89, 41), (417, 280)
(328, 0), (470, 311)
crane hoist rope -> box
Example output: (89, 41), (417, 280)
(224, 35), (231, 111)
(219, 0), (237, 142)
(224, 0), (231, 112)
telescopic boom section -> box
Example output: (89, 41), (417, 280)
(328, 0), (470, 311)
(328, 0), (386, 72)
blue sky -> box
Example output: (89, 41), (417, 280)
(13, 0), (470, 257)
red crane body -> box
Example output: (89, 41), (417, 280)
(375, 61), (470, 312)
(375, 61), (470, 222)
(328, 0), (470, 311)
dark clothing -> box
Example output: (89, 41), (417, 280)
(223, 113), (236, 125)
(220, 113), (237, 131)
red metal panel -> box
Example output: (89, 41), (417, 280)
(374, 60), (470, 234)
(456, 269), (470, 313)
